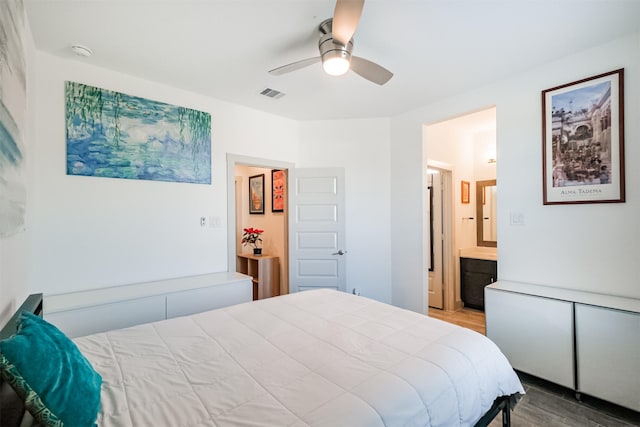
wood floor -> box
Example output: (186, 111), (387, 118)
(428, 306), (486, 335)
(428, 307), (640, 426)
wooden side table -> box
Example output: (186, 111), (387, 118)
(236, 254), (280, 300)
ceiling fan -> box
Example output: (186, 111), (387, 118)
(268, 0), (393, 85)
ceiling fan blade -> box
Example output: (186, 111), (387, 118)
(268, 57), (321, 76)
(351, 56), (393, 85)
(332, 0), (364, 45)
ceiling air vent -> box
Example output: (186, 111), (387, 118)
(260, 88), (285, 99)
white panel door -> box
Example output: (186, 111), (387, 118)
(427, 172), (444, 309)
(289, 168), (346, 292)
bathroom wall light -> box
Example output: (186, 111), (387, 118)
(487, 149), (497, 164)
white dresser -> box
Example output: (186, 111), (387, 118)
(44, 272), (252, 338)
(485, 281), (640, 412)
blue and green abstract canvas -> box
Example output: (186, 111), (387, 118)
(0, 0), (27, 237)
(65, 81), (211, 184)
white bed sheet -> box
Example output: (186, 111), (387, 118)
(75, 289), (524, 426)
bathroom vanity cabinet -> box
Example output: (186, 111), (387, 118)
(460, 257), (497, 311)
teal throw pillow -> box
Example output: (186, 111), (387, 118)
(0, 312), (102, 426)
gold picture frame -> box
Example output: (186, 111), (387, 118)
(461, 180), (470, 204)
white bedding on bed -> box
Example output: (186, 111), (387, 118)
(74, 289), (524, 426)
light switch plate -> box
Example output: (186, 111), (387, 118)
(510, 212), (525, 226)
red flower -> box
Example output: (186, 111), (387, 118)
(242, 227), (264, 248)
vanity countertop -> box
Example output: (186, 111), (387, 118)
(459, 247), (497, 261)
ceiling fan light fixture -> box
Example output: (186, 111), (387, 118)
(268, 4), (393, 85)
(319, 29), (352, 76)
(323, 55), (350, 76)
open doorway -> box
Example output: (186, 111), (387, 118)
(424, 107), (496, 312)
(227, 155), (294, 297)
(228, 159), (347, 299)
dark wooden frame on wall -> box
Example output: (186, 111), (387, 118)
(541, 69), (625, 205)
(249, 174), (265, 214)
(271, 169), (285, 213)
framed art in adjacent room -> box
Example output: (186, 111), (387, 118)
(461, 180), (470, 204)
(542, 69), (625, 205)
(271, 169), (285, 212)
(249, 174), (265, 214)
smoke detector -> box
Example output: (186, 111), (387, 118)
(71, 44), (93, 57)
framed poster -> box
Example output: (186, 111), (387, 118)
(271, 169), (285, 212)
(542, 69), (625, 204)
(249, 174), (264, 214)
(461, 180), (470, 204)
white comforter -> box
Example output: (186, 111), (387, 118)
(75, 289), (524, 426)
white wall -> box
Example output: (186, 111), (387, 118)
(474, 130), (497, 181)
(496, 35), (638, 298)
(389, 114), (425, 311)
(29, 52), (299, 296)
(298, 119), (392, 303)
(391, 32), (640, 312)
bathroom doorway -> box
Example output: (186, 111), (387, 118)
(424, 107), (496, 312)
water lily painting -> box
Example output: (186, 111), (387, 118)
(65, 81), (211, 184)
(0, 0), (27, 237)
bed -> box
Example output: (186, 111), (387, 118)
(1, 289), (523, 426)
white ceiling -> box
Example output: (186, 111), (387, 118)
(25, 0), (640, 121)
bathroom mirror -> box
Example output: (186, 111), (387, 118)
(476, 179), (497, 247)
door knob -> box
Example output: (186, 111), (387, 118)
(332, 250), (347, 255)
